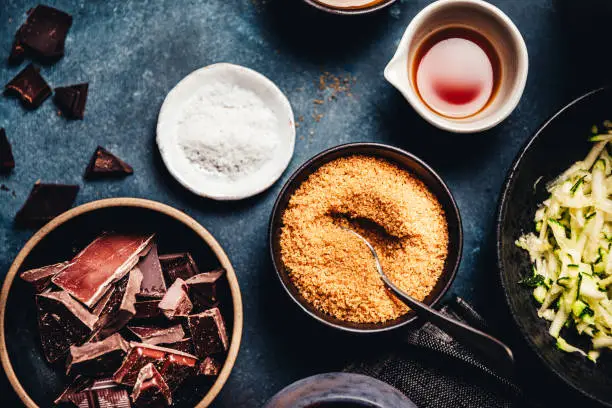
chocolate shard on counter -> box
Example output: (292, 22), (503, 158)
(113, 342), (198, 388)
(185, 269), (224, 309)
(66, 333), (129, 377)
(20, 261), (70, 293)
(36, 291), (97, 362)
(199, 356), (221, 376)
(54, 83), (88, 119)
(15, 182), (79, 227)
(12, 5), (73, 61)
(128, 324), (185, 346)
(54, 376), (131, 408)
(159, 337), (195, 355)
(159, 253), (199, 283)
(84, 146), (134, 179)
(4, 63), (52, 109)
(134, 299), (162, 319)
(94, 267), (143, 339)
(137, 244), (166, 299)
(188, 308), (229, 358)
(52, 233), (154, 307)
(0, 128), (15, 173)
(131, 363), (172, 407)
(158, 278), (192, 320)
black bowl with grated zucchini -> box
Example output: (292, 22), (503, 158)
(497, 87), (612, 407)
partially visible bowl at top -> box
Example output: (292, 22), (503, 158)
(303, 0), (397, 15)
(269, 143), (463, 333)
(0, 198), (243, 408)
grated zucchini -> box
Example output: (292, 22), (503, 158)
(516, 129), (612, 360)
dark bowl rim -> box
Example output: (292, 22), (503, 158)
(264, 372), (414, 408)
(302, 0), (397, 15)
(495, 87), (611, 407)
(269, 142), (463, 334)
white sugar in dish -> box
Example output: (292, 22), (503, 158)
(177, 82), (279, 181)
(157, 63), (295, 200)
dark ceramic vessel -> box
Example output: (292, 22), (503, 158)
(269, 143), (463, 333)
(497, 87), (612, 407)
(303, 0), (397, 15)
(264, 372), (417, 408)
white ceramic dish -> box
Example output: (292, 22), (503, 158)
(384, 0), (528, 134)
(157, 63), (296, 200)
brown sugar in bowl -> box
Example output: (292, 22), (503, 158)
(0, 198), (243, 408)
(269, 143), (463, 333)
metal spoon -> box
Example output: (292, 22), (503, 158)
(342, 227), (515, 377)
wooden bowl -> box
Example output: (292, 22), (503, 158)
(0, 198), (243, 408)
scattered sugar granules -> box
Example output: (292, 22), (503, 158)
(280, 155), (449, 324)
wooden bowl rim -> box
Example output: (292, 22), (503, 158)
(0, 197), (243, 408)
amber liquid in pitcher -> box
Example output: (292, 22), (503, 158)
(411, 26), (502, 119)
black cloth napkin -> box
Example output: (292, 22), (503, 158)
(344, 296), (535, 408)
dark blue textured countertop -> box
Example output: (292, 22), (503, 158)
(1, 0), (610, 407)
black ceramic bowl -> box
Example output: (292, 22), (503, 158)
(0, 198), (243, 408)
(303, 0), (396, 15)
(264, 372), (417, 407)
(269, 143), (463, 333)
(497, 87), (612, 406)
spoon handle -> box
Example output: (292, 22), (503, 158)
(382, 275), (515, 377)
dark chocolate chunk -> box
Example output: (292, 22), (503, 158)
(113, 342), (198, 388)
(54, 83), (88, 119)
(0, 128), (15, 173)
(20, 261), (70, 293)
(131, 363), (172, 407)
(134, 299), (162, 319)
(54, 376), (93, 404)
(15, 181), (79, 227)
(13, 5), (73, 61)
(94, 267), (143, 339)
(83, 146), (133, 179)
(37, 311), (72, 363)
(92, 286), (115, 317)
(66, 333), (129, 376)
(53, 233), (153, 307)
(159, 253), (199, 283)
(137, 244), (166, 299)
(188, 308), (229, 358)
(185, 269), (224, 310)
(55, 376), (131, 408)
(199, 356), (221, 376)
(157, 349), (199, 391)
(5, 64), (52, 109)
(158, 278), (192, 320)
(159, 337), (195, 355)
(128, 324), (185, 346)
(36, 291), (97, 362)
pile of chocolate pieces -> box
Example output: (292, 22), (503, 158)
(20, 233), (229, 407)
